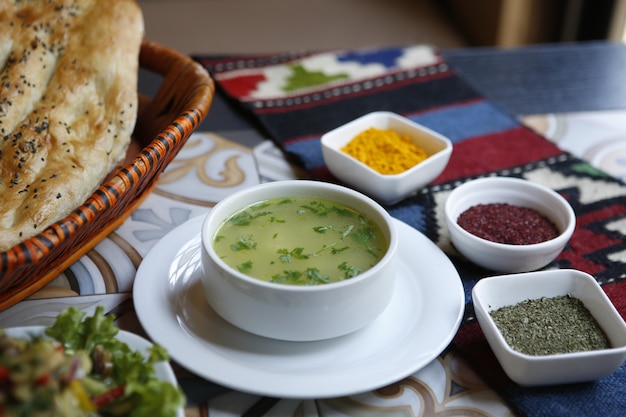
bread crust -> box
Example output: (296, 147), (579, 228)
(0, 0), (144, 251)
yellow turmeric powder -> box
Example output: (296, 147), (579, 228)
(341, 127), (428, 175)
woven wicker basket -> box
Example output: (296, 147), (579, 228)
(0, 40), (215, 310)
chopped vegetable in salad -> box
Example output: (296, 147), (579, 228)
(0, 306), (185, 417)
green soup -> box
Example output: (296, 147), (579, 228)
(213, 196), (388, 285)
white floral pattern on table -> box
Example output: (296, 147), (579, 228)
(523, 110), (626, 181)
(201, 351), (514, 416)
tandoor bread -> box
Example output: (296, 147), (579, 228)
(0, 0), (144, 251)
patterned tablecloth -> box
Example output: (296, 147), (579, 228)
(1, 107), (625, 416)
(0, 128), (512, 416)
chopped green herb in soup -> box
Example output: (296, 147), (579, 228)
(213, 197), (388, 285)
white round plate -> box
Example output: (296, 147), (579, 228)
(4, 326), (184, 417)
(134, 215), (464, 399)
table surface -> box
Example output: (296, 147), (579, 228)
(443, 41), (626, 116)
(3, 41), (626, 417)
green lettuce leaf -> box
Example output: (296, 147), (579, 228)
(45, 306), (118, 353)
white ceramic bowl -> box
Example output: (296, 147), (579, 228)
(444, 177), (576, 273)
(321, 111), (452, 205)
(473, 269), (626, 386)
(200, 180), (399, 342)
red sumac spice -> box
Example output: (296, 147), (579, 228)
(457, 203), (559, 245)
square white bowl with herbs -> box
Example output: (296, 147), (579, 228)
(472, 269), (626, 386)
(321, 111), (452, 205)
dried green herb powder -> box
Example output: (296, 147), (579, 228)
(489, 295), (611, 356)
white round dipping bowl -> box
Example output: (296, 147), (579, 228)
(444, 177), (575, 273)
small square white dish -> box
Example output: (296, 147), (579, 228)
(472, 269), (626, 386)
(321, 111), (452, 205)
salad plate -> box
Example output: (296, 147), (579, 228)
(3, 326), (185, 417)
(134, 215), (464, 399)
